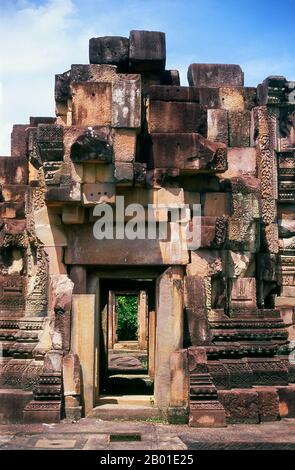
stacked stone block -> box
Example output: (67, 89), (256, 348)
(1, 30), (295, 425)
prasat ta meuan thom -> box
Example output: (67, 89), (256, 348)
(1, 30), (295, 427)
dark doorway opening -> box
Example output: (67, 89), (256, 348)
(98, 279), (155, 398)
(117, 294), (138, 341)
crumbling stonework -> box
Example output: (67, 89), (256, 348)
(1, 30), (295, 426)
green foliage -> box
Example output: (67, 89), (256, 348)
(117, 295), (138, 341)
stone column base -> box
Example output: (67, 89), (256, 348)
(23, 400), (61, 423)
(189, 401), (226, 427)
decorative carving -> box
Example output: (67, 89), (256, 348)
(25, 247), (48, 316)
(70, 127), (112, 163)
(37, 124), (64, 162)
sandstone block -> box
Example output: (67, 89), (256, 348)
(184, 275), (206, 309)
(254, 386), (279, 422)
(219, 87), (245, 111)
(147, 85), (200, 102)
(35, 220), (67, 246)
(221, 147), (257, 178)
(64, 224), (189, 265)
(63, 353), (81, 396)
(70, 266), (87, 294)
(218, 389), (259, 423)
(113, 129), (137, 163)
(147, 101), (206, 133)
(244, 87), (257, 110)
(30, 116), (56, 127)
(207, 109), (228, 144)
(188, 64), (244, 87)
(275, 296), (295, 307)
(62, 205), (85, 224)
(112, 74), (141, 128)
(203, 192), (231, 216)
(70, 64), (117, 83)
(230, 277), (256, 307)
(129, 30), (166, 72)
(55, 70), (70, 102)
(197, 87), (220, 107)
(96, 163), (115, 183)
(23, 401), (61, 424)
(184, 308), (212, 346)
(169, 349), (188, 408)
(189, 401), (227, 427)
(0, 156), (28, 185)
(186, 250), (223, 277)
(228, 111), (251, 147)
(114, 163), (134, 186)
(72, 82), (112, 127)
(11, 124), (30, 157)
(281, 286), (295, 297)
(154, 187), (185, 205)
(89, 36), (129, 70)
(148, 133), (227, 173)
(248, 358), (289, 386)
(82, 183), (115, 205)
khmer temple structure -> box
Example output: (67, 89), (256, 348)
(1, 30), (295, 426)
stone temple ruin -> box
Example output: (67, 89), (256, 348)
(1, 30), (295, 426)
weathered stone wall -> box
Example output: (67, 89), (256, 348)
(1, 30), (295, 425)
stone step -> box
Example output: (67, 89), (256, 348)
(90, 403), (161, 421)
(97, 394), (154, 406)
(108, 373), (153, 382)
(113, 341), (142, 351)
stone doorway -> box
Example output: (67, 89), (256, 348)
(72, 266), (184, 417)
(97, 279), (156, 401)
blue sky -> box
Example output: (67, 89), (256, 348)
(0, 0), (295, 153)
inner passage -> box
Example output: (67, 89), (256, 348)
(106, 288), (153, 395)
(117, 295), (138, 342)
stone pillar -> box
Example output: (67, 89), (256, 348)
(148, 308), (156, 377)
(154, 266), (184, 411)
(108, 290), (115, 349)
(70, 266), (87, 294)
(71, 294), (95, 416)
(138, 290), (148, 350)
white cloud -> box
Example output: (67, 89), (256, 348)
(0, 0), (82, 154)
